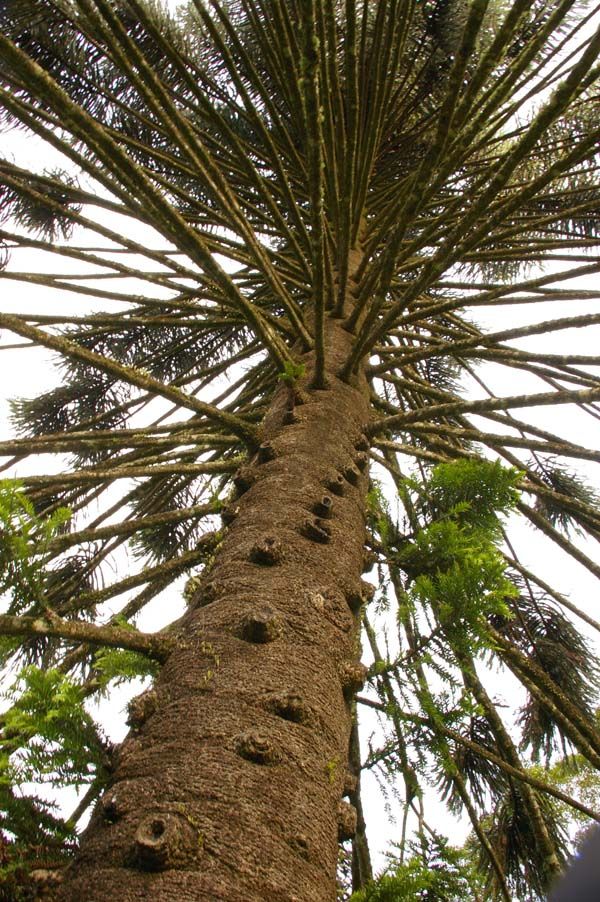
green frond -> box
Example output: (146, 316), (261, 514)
(531, 459), (600, 535)
(129, 471), (221, 563)
(10, 373), (130, 438)
(1, 666), (109, 789)
(437, 715), (508, 813)
(498, 590), (600, 760)
(93, 646), (160, 691)
(416, 458), (521, 532)
(350, 833), (480, 901)
(481, 787), (569, 899)
(0, 168), (82, 241)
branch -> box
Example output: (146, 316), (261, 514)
(369, 385), (600, 436)
(490, 628), (600, 764)
(0, 312), (258, 447)
(21, 458), (239, 489)
(0, 613), (173, 662)
(356, 696), (600, 823)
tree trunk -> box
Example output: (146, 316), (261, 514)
(58, 322), (371, 902)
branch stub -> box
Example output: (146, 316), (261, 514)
(235, 730), (277, 765)
(133, 812), (199, 872)
(241, 607), (282, 643)
(338, 801), (357, 842)
(300, 519), (331, 544)
(249, 536), (283, 565)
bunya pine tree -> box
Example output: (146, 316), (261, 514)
(0, 1), (600, 899)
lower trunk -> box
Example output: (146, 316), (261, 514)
(58, 324), (371, 901)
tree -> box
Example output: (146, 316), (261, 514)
(0, 0), (600, 898)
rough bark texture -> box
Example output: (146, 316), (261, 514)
(58, 323), (371, 901)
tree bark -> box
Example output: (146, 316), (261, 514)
(58, 322), (371, 902)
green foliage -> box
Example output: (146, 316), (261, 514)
(1, 667), (107, 789)
(350, 835), (482, 901)
(0, 667), (108, 885)
(94, 646), (160, 691)
(417, 459), (521, 536)
(480, 786), (569, 900)
(529, 748), (600, 843)
(278, 361), (306, 384)
(406, 519), (518, 640)
(0, 480), (71, 618)
(369, 457), (595, 898)
(533, 461), (600, 536)
(398, 460), (520, 646)
(0, 489), (155, 880)
(367, 480), (392, 545)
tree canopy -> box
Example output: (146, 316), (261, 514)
(0, 1), (600, 899)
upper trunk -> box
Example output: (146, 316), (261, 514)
(58, 322), (372, 902)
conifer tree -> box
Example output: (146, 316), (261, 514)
(0, 1), (599, 899)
